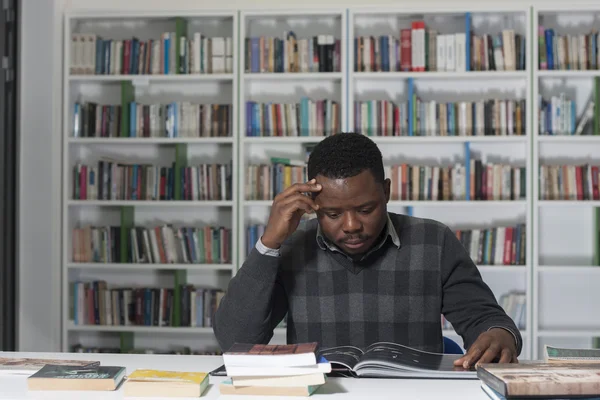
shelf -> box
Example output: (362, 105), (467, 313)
(537, 265), (600, 273)
(68, 74), (234, 83)
(66, 323), (215, 334)
(537, 135), (600, 142)
(387, 200), (528, 207)
(68, 137), (234, 144)
(243, 72), (343, 81)
(477, 265), (528, 271)
(366, 136), (528, 144)
(67, 263), (234, 271)
(537, 330), (600, 338)
(242, 136), (326, 144)
(67, 200), (234, 207)
(537, 200), (600, 207)
(244, 200), (527, 207)
(537, 70), (600, 78)
(353, 71), (528, 80)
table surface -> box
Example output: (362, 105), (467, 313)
(0, 352), (490, 399)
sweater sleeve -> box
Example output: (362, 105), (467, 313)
(439, 227), (522, 355)
(212, 246), (288, 352)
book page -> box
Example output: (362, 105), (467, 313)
(317, 346), (364, 371)
(357, 342), (468, 372)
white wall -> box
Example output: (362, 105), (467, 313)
(17, 0), (600, 352)
(18, 0), (64, 351)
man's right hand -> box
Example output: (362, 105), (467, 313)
(260, 179), (322, 249)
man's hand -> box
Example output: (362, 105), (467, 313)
(453, 328), (518, 369)
(261, 179), (322, 249)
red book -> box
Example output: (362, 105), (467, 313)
(400, 29), (412, 71)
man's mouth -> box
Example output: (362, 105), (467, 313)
(343, 239), (367, 249)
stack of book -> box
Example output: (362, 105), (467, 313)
(219, 343), (331, 397)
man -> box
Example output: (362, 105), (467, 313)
(214, 132), (521, 368)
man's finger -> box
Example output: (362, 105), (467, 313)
(475, 344), (501, 368)
(280, 193), (319, 211)
(278, 180), (322, 198)
(498, 348), (512, 364)
(454, 345), (483, 369)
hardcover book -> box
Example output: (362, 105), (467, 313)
(27, 364), (126, 391)
(545, 345), (600, 363)
(477, 362), (600, 398)
(317, 342), (476, 379)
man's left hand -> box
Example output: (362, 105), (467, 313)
(453, 328), (518, 369)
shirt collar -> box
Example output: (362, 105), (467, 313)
(315, 213), (401, 256)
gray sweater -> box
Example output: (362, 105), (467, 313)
(213, 213), (522, 354)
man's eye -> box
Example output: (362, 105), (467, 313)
(359, 208), (373, 214)
(327, 213), (339, 219)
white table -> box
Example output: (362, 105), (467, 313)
(0, 352), (489, 399)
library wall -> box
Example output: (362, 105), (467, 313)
(18, 0), (599, 352)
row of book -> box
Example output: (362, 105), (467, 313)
(355, 29), (524, 72)
(539, 28), (600, 70)
(71, 281), (225, 328)
(245, 99), (341, 137)
(385, 161), (526, 202)
(72, 161), (233, 201)
(538, 93), (596, 136)
(354, 99), (527, 137)
(455, 224), (527, 266)
(441, 290), (526, 330)
(244, 160), (526, 202)
(72, 344), (222, 355)
(71, 33), (233, 75)
(539, 164), (600, 201)
(73, 102), (232, 138)
(71, 225), (232, 264)
(244, 34), (340, 73)
(245, 163), (307, 201)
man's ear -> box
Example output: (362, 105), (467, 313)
(383, 178), (391, 202)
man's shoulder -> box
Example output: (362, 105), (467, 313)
(388, 212), (451, 245)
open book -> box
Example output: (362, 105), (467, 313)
(317, 342), (476, 379)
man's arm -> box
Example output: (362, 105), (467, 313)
(212, 241), (288, 352)
(439, 226), (522, 360)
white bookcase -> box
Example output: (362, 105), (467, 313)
(348, 6), (532, 359)
(533, 6), (600, 360)
(58, 5), (600, 360)
(62, 10), (238, 353)
(238, 9), (347, 345)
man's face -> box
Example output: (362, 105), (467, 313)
(314, 170), (391, 256)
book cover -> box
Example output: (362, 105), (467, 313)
(223, 343), (319, 368)
(477, 362), (600, 398)
(545, 345), (600, 363)
(0, 357), (99, 375)
(124, 369), (209, 397)
(28, 364), (126, 391)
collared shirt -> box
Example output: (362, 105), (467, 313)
(315, 213), (401, 260)
(256, 213), (401, 261)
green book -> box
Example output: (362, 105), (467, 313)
(28, 365), (126, 391)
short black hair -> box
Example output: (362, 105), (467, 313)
(307, 132), (385, 183)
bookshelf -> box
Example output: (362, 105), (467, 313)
(533, 6), (600, 360)
(57, 5), (600, 360)
(62, 10), (239, 354)
(238, 9), (347, 344)
(348, 7), (532, 358)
